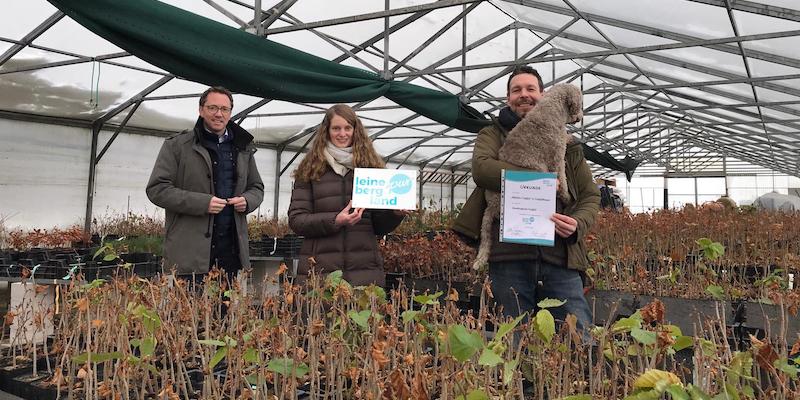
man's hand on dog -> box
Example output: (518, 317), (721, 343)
(551, 213), (577, 238)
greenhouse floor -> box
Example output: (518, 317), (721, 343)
(0, 390), (23, 400)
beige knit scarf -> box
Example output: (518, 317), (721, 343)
(323, 143), (354, 176)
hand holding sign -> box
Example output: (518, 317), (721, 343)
(335, 200), (364, 227)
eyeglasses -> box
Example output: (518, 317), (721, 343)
(204, 105), (232, 114)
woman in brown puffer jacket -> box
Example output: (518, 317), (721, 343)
(288, 104), (405, 287)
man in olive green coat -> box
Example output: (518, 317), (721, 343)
(453, 66), (599, 329)
(147, 87), (264, 276)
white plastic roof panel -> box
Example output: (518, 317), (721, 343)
(590, 23), (679, 48)
(559, 20), (610, 44)
(760, 107), (800, 120)
(104, 56), (169, 76)
(746, 56), (800, 78)
(755, 86), (800, 102)
(34, 18), (125, 56)
(623, 55), (723, 84)
(146, 79), (208, 100)
(741, 35), (800, 63)
(550, 35), (611, 54)
(12, 45), (77, 65)
(105, 99), (195, 132)
(466, 2), (515, 43)
(493, 2), (576, 31)
(171, 0), (251, 27)
(649, 47), (748, 77)
(291, 0), (384, 21)
(524, 0), (733, 39)
(732, 9), (800, 37)
(0, 1), (58, 38)
(589, 63), (643, 82)
(315, 19), (386, 47)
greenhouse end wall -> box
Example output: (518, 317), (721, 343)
(0, 118), (470, 230)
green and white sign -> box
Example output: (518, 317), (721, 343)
(352, 168), (418, 210)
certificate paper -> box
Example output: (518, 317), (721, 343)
(500, 170), (556, 246)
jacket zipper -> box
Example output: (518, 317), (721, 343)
(341, 175), (348, 269)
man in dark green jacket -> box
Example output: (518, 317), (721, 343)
(147, 87), (264, 277)
(453, 66), (599, 329)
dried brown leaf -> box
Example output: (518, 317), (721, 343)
(77, 366), (89, 380)
(276, 263), (288, 276)
(447, 288), (459, 302)
(157, 384), (180, 400)
(74, 297), (89, 312)
(411, 372), (430, 400)
(750, 335), (778, 372)
(640, 299), (665, 324)
(310, 319), (324, 336)
(97, 380), (114, 399)
(371, 341), (390, 369)
(44, 370), (65, 387)
(383, 369), (411, 400)
(3, 311), (16, 326)
(790, 339), (800, 356)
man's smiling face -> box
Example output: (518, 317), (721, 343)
(507, 73), (544, 118)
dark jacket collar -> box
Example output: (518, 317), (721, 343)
(497, 106), (521, 133)
(192, 117), (255, 150)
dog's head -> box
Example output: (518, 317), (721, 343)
(548, 83), (583, 124)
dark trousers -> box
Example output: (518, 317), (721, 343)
(489, 259), (592, 330)
(210, 250), (241, 282)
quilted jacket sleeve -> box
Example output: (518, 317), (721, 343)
(287, 180), (342, 238)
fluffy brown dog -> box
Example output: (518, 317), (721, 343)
(472, 83), (583, 270)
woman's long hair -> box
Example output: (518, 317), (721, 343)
(293, 104), (385, 182)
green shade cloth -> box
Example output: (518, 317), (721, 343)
(581, 144), (641, 181)
(48, 0), (638, 177)
(47, 0), (487, 133)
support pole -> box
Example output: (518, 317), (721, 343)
(450, 169), (456, 211)
(461, 3), (466, 96)
(273, 147), (283, 220)
(255, 0), (264, 36)
(663, 175), (669, 210)
(83, 122), (101, 238)
(383, 0), (390, 79)
(723, 153), (729, 196)
(418, 166), (425, 209)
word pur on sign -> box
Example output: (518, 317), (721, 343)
(351, 168), (418, 210)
